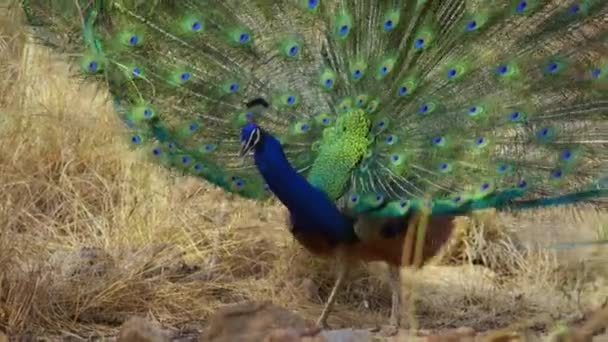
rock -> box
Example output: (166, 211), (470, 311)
(300, 278), (319, 301)
(480, 330), (526, 342)
(265, 328), (325, 342)
(117, 317), (169, 342)
(427, 336), (470, 342)
(417, 329), (432, 336)
(593, 334), (608, 342)
(202, 301), (321, 342)
(386, 330), (421, 342)
(454, 327), (476, 337)
(320, 329), (372, 342)
(424, 327), (477, 342)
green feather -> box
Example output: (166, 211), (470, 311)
(21, 0), (608, 216)
(307, 109), (371, 200)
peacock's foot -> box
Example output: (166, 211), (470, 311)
(378, 324), (400, 337)
(315, 317), (331, 330)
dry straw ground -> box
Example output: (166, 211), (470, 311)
(0, 3), (607, 340)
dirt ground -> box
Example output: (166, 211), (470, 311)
(144, 301), (608, 341)
(0, 2), (607, 341)
(6, 301), (603, 341)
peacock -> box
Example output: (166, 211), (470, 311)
(21, 0), (608, 333)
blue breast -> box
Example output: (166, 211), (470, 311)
(253, 133), (358, 244)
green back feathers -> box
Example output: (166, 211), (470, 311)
(22, 0), (608, 216)
(308, 108), (371, 200)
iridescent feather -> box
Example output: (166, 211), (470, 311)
(23, 0), (608, 218)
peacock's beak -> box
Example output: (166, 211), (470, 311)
(239, 127), (261, 158)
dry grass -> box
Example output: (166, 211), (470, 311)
(0, 4), (607, 339)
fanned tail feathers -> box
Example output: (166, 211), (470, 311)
(22, 0), (608, 216)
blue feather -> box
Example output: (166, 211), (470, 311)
(247, 125), (357, 244)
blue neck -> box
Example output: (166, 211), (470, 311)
(253, 132), (357, 244)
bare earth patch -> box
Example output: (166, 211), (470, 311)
(1, 3), (607, 341)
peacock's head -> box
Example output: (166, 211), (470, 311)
(239, 122), (261, 157)
(239, 97), (270, 157)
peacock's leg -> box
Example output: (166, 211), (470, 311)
(316, 254), (347, 329)
(377, 264), (401, 336)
